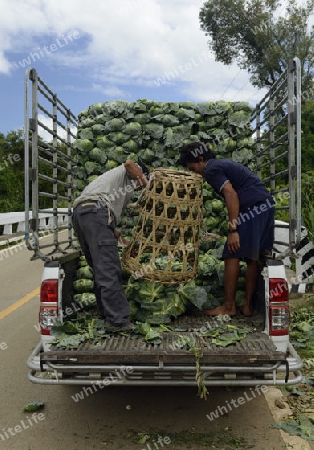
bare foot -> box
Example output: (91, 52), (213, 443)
(240, 305), (253, 317)
(204, 305), (236, 317)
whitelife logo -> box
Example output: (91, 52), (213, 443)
(12, 31), (80, 70)
(0, 413), (45, 442)
(206, 385), (268, 421)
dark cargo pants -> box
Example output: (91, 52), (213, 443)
(72, 201), (130, 326)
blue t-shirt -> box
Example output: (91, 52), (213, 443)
(204, 159), (273, 211)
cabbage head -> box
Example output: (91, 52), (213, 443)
(89, 147), (108, 164)
(138, 281), (165, 303)
(124, 122), (142, 136)
(87, 175), (99, 184)
(91, 124), (106, 135)
(177, 281), (207, 310)
(228, 111), (250, 128)
(73, 139), (93, 154)
(104, 118), (126, 132)
(85, 161), (102, 175)
(73, 278), (94, 293)
(198, 253), (219, 277)
(105, 159), (119, 171)
(107, 146), (126, 164)
(73, 293), (97, 308)
(76, 266), (94, 280)
(137, 148), (155, 164)
(153, 114), (179, 127)
(79, 128), (93, 140)
(122, 139), (138, 153)
(175, 108), (195, 120)
(96, 136), (115, 150)
(107, 132), (130, 145)
(144, 123), (164, 140)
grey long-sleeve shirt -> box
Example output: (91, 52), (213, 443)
(73, 164), (136, 223)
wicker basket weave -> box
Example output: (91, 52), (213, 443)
(122, 168), (203, 284)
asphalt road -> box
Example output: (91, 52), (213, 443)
(0, 237), (310, 450)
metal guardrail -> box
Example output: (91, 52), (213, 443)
(24, 68), (78, 260)
(251, 57), (302, 259)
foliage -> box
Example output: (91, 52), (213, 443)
(128, 427), (251, 449)
(301, 172), (314, 243)
(272, 415), (314, 441)
(0, 130), (70, 213)
(276, 296), (314, 441)
(0, 130), (24, 212)
(301, 100), (314, 172)
(290, 305), (314, 359)
(23, 401), (44, 412)
(199, 0), (314, 90)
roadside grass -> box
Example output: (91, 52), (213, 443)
(275, 292), (314, 442)
(0, 236), (25, 250)
(127, 427), (253, 449)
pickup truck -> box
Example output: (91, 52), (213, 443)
(25, 58), (303, 388)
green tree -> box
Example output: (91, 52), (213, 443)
(0, 130), (25, 212)
(301, 99), (314, 172)
(0, 130), (69, 213)
(199, 0), (314, 90)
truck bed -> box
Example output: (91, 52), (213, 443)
(28, 310), (303, 386)
(41, 314), (285, 366)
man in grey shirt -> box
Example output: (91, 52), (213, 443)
(73, 159), (149, 330)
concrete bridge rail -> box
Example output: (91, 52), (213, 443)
(0, 209), (69, 246)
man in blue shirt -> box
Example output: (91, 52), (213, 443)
(179, 142), (274, 317)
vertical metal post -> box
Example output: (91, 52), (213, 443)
(255, 104), (261, 178)
(66, 110), (73, 247)
(288, 60), (297, 248)
(24, 68), (31, 248)
(269, 93), (275, 196)
(294, 57), (302, 246)
(52, 94), (58, 247)
(31, 69), (39, 251)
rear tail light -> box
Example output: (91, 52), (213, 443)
(41, 280), (58, 302)
(269, 278), (290, 336)
(39, 280), (58, 335)
(269, 278), (288, 302)
(39, 306), (58, 335)
(269, 306), (290, 335)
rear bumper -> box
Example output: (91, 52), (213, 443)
(27, 341), (303, 386)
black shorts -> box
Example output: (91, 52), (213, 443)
(222, 201), (275, 261)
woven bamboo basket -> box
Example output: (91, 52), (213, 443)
(122, 168), (203, 284)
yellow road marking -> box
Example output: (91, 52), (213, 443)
(0, 287), (40, 320)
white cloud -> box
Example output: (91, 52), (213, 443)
(92, 83), (126, 98)
(0, 0), (294, 108)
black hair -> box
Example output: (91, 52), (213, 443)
(179, 142), (216, 167)
(137, 158), (150, 179)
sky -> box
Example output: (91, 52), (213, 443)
(0, 0), (290, 135)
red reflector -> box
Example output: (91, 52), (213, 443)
(269, 306), (290, 336)
(41, 280), (58, 303)
(269, 278), (288, 302)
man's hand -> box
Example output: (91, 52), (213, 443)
(221, 182), (239, 231)
(118, 236), (130, 247)
(124, 159), (149, 188)
(114, 229), (130, 247)
(227, 231), (240, 253)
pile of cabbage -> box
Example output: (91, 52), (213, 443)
(72, 99), (253, 323)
